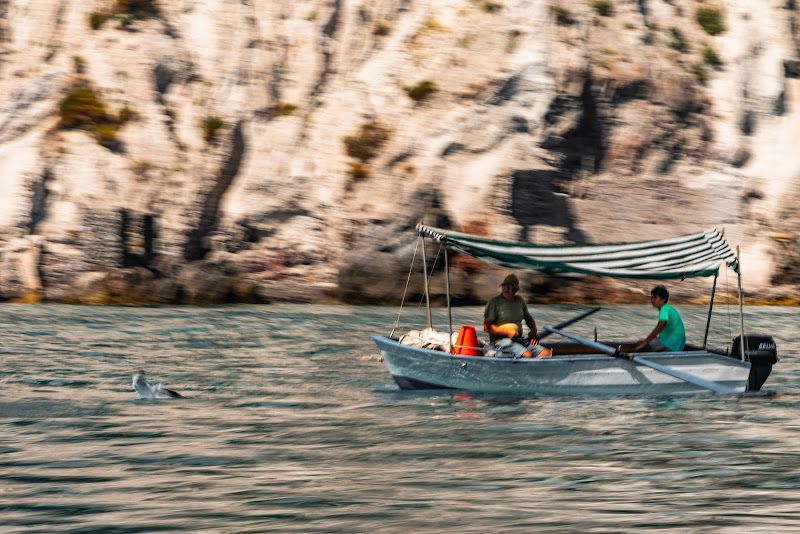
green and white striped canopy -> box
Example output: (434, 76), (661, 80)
(418, 225), (737, 279)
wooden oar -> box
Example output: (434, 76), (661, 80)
(542, 326), (737, 394)
(537, 307), (601, 341)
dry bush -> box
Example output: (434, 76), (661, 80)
(343, 122), (390, 161)
(348, 163), (370, 181)
(58, 83), (120, 148)
(274, 103), (298, 117)
(59, 86), (109, 129)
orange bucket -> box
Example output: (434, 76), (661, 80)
(454, 325), (481, 356)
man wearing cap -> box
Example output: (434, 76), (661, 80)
(483, 274), (550, 357)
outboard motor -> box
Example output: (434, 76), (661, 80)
(731, 335), (778, 391)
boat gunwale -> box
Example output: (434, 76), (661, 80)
(371, 335), (752, 369)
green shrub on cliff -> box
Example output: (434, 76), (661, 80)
(117, 14), (135, 27)
(118, 105), (138, 123)
(343, 122), (390, 162)
(95, 124), (120, 148)
(668, 26), (688, 52)
(113, 0), (160, 17)
(696, 7), (725, 35)
(72, 55), (86, 74)
(88, 11), (107, 29)
(690, 62), (708, 83)
(373, 21), (391, 35)
(592, 1), (613, 16)
(405, 80), (437, 102)
(702, 46), (723, 67)
(552, 6), (572, 25)
(484, 2), (503, 13)
(203, 117), (225, 142)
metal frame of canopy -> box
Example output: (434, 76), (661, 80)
(412, 223), (748, 362)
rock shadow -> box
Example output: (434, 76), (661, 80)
(509, 170), (587, 243)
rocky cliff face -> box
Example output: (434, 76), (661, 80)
(1, 0), (799, 305)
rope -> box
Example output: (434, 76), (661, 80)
(724, 265), (732, 348)
(408, 242), (444, 331)
(391, 235), (421, 336)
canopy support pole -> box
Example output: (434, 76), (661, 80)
(702, 271), (718, 348)
(736, 246), (746, 361)
(421, 233), (432, 329)
(445, 246), (453, 353)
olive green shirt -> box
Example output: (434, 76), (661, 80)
(484, 294), (529, 342)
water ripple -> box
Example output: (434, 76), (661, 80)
(0, 303), (797, 532)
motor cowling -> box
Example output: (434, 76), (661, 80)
(731, 335), (778, 391)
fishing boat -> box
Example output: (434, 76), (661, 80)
(371, 225), (778, 396)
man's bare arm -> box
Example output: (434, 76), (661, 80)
(635, 320), (667, 350)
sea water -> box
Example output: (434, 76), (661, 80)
(0, 303), (798, 532)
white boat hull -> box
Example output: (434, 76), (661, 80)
(372, 336), (751, 396)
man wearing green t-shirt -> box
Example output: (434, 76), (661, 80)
(635, 285), (686, 352)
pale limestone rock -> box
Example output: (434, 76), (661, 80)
(0, 236), (43, 301)
(0, 0), (798, 304)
